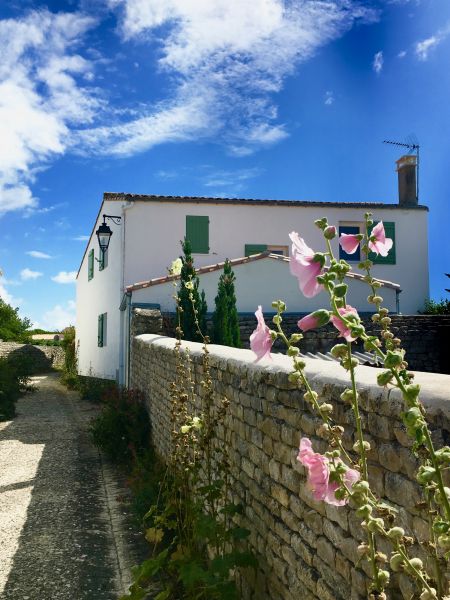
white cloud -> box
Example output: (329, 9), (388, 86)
(20, 268), (43, 280)
(415, 23), (450, 61)
(27, 250), (52, 259)
(397, 50), (407, 58)
(324, 90), (334, 105)
(0, 10), (98, 216)
(80, 0), (378, 156)
(202, 167), (261, 189)
(41, 299), (76, 330)
(373, 50), (383, 74)
(0, 280), (22, 306)
(51, 271), (77, 284)
(73, 235), (90, 241)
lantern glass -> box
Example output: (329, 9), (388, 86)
(96, 222), (112, 253)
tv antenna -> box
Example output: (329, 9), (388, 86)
(383, 136), (420, 203)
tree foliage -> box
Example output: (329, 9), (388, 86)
(0, 298), (32, 342)
(212, 260), (241, 347)
(177, 239), (207, 342)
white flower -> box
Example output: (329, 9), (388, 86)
(170, 258), (182, 275)
(192, 417), (202, 429)
(185, 280), (194, 290)
(180, 425), (191, 434)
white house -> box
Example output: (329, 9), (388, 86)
(76, 155), (428, 382)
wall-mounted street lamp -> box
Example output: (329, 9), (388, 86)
(95, 214), (122, 255)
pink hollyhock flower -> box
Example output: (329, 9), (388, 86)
(298, 309), (330, 332)
(289, 232), (324, 298)
(330, 305), (360, 342)
(297, 438), (359, 506)
(339, 233), (361, 255)
(250, 306), (272, 361)
(369, 221), (393, 257)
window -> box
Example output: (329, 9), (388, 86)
(186, 215), (209, 253)
(99, 248), (108, 271)
(98, 313), (107, 347)
(245, 244), (268, 256)
(268, 245), (288, 256)
(88, 249), (94, 280)
(369, 221), (396, 265)
(339, 225), (361, 262)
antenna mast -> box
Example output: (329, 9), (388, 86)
(383, 139), (420, 203)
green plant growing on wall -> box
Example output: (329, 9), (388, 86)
(212, 260), (241, 348)
(177, 239), (207, 342)
(121, 275), (255, 600)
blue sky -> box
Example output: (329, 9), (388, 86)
(0, 0), (449, 329)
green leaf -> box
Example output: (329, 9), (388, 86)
(230, 527), (250, 540)
(155, 590), (171, 600)
(179, 560), (210, 588)
(196, 513), (219, 539)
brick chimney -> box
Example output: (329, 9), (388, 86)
(396, 154), (417, 206)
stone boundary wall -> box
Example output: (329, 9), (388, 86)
(236, 314), (450, 374)
(0, 341), (64, 372)
(162, 313), (450, 374)
(131, 334), (450, 600)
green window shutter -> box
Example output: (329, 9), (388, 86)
(369, 221), (396, 265)
(245, 244), (268, 257)
(98, 314), (103, 347)
(88, 249), (94, 280)
(186, 216), (209, 253)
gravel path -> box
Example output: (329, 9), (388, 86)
(0, 373), (146, 600)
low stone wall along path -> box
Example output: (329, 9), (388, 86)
(0, 373), (143, 600)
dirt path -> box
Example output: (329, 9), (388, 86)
(0, 373), (145, 600)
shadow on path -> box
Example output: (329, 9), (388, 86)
(0, 373), (124, 600)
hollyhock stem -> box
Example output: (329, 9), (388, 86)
(274, 309), (353, 464)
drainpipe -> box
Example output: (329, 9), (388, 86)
(118, 201), (134, 387)
(395, 289), (401, 314)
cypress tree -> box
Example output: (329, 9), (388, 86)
(177, 239), (207, 342)
(212, 259), (241, 347)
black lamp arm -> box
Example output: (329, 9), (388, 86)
(103, 214), (122, 225)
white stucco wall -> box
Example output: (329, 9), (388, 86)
(121, 200), (428, 314)
(76, 196), (428, 380)
(131, 256), (398, 314)
(76, 200), (126, 379)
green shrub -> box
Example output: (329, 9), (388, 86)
(0, 354), (33, 420)
(60, 326), (78, 387)
(90, 387), (151, 464)
(177, 238), (207, 341)
(421, 298), (450, 315)
(127, 447), (165, 522)
(78, 375), (116, 402)
(212, 259), (241, 347)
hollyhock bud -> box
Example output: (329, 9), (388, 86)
(420, 589), (438, 600)
(416, 466), (436, 484)
(297, 309), (330, 332)
(330, 305), (361, 342)
(377, 371), (394, 386)
(384, 350), (403, 368)
(390, 553), (404, 572)
(324, 225), (336, 239)
(331, 344), (348, 359)
(387, 527), (405, 540)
